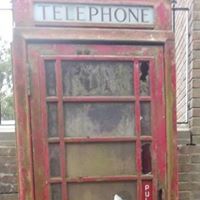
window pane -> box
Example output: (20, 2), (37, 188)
(64, 103), (135, 137)
(45, 60), (56, 96)
(140, 102), (151, 135)
(68, 182), (136, 200)
(65, 143), (136, 177)
(140, 61), (150, 96)
(49, 144), (61, 177)
(47, 103), (58, 138)
(142, 142), (152, 174)
(62, 61), (133, 96)
(51, 184), (62, 200)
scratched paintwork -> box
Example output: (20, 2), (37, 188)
(165, 40), (178, 200)
(13, 0), (177, 199)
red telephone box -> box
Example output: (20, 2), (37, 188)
(13, 0), (178, 200)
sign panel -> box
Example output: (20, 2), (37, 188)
(34, 3), (154, 26)
(142, 181), (153, 200)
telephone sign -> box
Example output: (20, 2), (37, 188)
(34, 3), (154, 26)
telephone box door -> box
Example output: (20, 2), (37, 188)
(28, 42), (166, 200)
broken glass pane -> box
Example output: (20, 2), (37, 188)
(140, 61), (150, 96)
(142, 142), (152, 174)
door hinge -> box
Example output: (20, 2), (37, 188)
(26, 62), (31, 96)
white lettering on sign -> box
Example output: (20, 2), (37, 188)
(34, 3), (154, 26)
(145, 184), (150, 200)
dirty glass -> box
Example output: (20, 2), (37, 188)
(65, 143), (136, 177)
(45, 60), (56, 96)
(47, 103), (58, 138)
(140, 61), (150, 96)
(51, 184), (62, 200)
(140, 102), (151, 135)
(64, 103), (135, 137)
(62, 61), (133, 96)
(142, 142), (152, 174)
(68, 182), (136, 200)
(49, 144), (61, 177)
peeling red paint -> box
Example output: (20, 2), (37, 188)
(13, 0), (178, 200)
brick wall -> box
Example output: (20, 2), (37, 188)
(176, 0), (200, 199)
(178, 145), (200, 200)
(189, 0), (200, 144)
(0, 130), (18, 200)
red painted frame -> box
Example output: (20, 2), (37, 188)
(24, 41), (166, 200)
(13, 0), (178, 197)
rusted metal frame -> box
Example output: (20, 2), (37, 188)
(13, 32), (35, 200)
(164, 40), (178, 200)
(134, 59), (142, 200)
(39, 57), (51, 199)
(55, 58), (68, 200)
